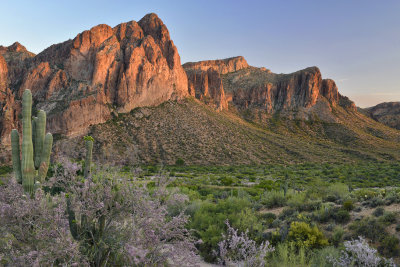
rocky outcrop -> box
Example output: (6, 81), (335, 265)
(185, 68), (228, 110)
(365, 102), (400, 130)
(183, 56), (249, 74)
(183, 56), (356, 118)
(0, 54), (7, 96)
(222, 65), (356, 121)
(183, 56), (248, 110)
(0, 13), (188, 143)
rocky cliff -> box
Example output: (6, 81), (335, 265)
(184, 57), (356, 121)
(364, 102), (400, 130)
(0, 13), (188, 145)
(183, 56), (248, 111)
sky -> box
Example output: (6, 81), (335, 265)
(1, 0), (399, 107)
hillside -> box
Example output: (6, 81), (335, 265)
(363, 102), (400, 130)
(50, 98), (400, 165)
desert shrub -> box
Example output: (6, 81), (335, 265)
(379, 212), (397, 225)
(48, 161), (199, 266)
(279, 207), (298, 219)
(190, 196), (262, 262)
(215, 220), (274, 267)
(257, 180), (277, 190)
(330, 226), (345, 247)
(373, 207), (386, 217)
(379, 236), (400, 257)
(0, 179), (85, 266)
(220, 176), (235, 186)
(261, 190), (286, 208)
(266, 242), (308, 267)
(352, 188), (378, 201)
(342, 199), (354, 211)
(287, 192), (321, 212)
(312, 203), (336, 223)
(324, 183), (349, 202)
(327, 236), (395, 267)
(384, 190), (400, 205)
(334, 209), (350, 224)
(349, 217), (386, 242)
(367, 197), (385, 208)
(175, 158), (185, 166)
(309, 246), (340, 267)
(312, 204), (332, 223)
(288, 222), (329, 249)
(259, 212), (277, 227)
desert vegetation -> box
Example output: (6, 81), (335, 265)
(1, 90), (399, 266)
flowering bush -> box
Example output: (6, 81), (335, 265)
(327, 236), (395, 267)
(215, 220), (274, 267)
(0, 179), (85, 266)
(1, 160), (200, 266)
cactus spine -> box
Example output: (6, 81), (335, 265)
(11, 89), (53, 195)
(84, 136), (94, 179)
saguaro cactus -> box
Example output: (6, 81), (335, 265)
(11, 89), (53, 195)
(84, 136), (94, 179)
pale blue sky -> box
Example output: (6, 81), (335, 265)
(1, 0), (399, 107)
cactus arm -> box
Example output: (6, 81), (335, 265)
(21, 90), (35, 195)
(34, 110), (46, 169)
(11, 129), (22, 183)
(84, 138), (93, 179)
(38, 133), (53, 183)
(32, 116), (37, 159)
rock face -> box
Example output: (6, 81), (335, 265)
(0, 13), (188, 144)
(183, 56), (248, 110)
(184, 56), (356, 120)
(365, 102), (400, 130)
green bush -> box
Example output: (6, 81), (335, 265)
(266, 242), (308, 267)
(309, 246), (340, 267)
(379, 235), (400, 257)
(379, 212), (397, 225)
(175, 158), (185, 166)
(349, 217), (386, 242)
(261, 190), (287, 208)
(342, 199), (354, 211)
(334, 209), (350, 224)
(324, 183), (349, 202)
(189, 197), (262, 262)
(288, 192), (321, 212)
(220, 176), (234, 186)
(330, 226), (344, 247)
(312, 204), (335, 223)
(373, 207), (385, 217)
(288, 221), (329, 249)
(259, 212), (277, 227)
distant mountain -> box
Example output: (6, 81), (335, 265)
(0, 13), (399, 165)
(363, 102), (400, 130)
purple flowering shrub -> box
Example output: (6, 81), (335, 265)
(215, 220), (274, 267)
(1, 160), (200, 266)
(0, 178), (85, 266)
(327, 236), (395, 267)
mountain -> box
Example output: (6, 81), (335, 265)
(0, 13), (188, 145)
(0, 13), (399, 165)
(362, 102), (400, 130)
